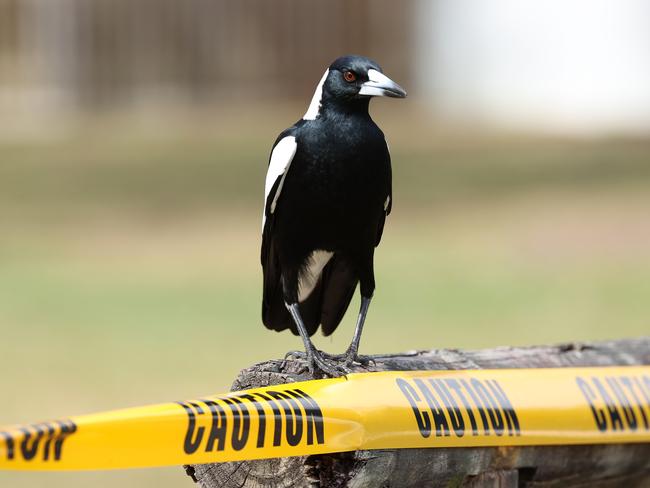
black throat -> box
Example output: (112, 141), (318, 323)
(319, 96), (371, 120)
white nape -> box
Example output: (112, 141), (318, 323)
(303, 70), (329, 120)
(263, 135), (297, 227)
(298, 250), (334, 302)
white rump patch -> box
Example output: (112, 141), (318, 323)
(263, 136), (297, 227)
(303, 69), (329, 120)
(298, 250), (333, 302)
(384, 195), (391, 211)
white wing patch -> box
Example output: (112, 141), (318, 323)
(298, 250), (333, 302)
(263, 136), (297, 227)
(303, 69), (329, 120)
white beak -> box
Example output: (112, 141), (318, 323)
(359, 69), (407, 98)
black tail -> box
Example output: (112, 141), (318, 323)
(261, 238), (295, 333)
(319, 256), (358, 336)
(262, 250), (358, 337)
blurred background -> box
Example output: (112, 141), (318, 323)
(1, 0), (649, 486)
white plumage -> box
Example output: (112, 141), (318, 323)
(263, 135), (297, 227)
(298, 250), (333, 302)
(302, 70), (329, 120)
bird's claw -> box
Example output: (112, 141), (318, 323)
(284, 350), (308, 360)
(308, 352), (350, 378)
(309, 351), (375, 368)
(344, 353), (375, 368)
(284, 350), (349, 377)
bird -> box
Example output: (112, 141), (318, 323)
(261, 55), (406, 376)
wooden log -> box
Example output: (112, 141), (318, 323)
(185, 338), (650, 487)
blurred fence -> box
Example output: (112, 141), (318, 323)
(2, 0), (647, 133)
(0, 0), (413, 113)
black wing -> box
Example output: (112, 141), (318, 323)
(261, 131), (298, 333)
(375, 141), (392, 246)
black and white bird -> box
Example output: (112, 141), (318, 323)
(261, 55), (406, 376)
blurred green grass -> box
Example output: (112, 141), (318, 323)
(1, 119), (649, 487)
(1, 124), (649, 217)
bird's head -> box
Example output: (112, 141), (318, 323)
(304, 55), (406, 120)
(327, 55), (407, 100)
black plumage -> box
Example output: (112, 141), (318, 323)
(261, 55), (406, 375)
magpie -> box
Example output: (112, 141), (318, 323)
(261, 55), (406, 376)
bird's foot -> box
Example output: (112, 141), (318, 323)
(284, 350), (307, 360)
(284, 350), (348, 377)
(308, 350), (350, 378)
(344, 353), (375, 368)
(317, 351), (375, 368)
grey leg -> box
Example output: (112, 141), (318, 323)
(285, 303), (348, 377)
(344, 295), (373, 365)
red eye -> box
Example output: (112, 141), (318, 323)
(343, 70), (356, 83)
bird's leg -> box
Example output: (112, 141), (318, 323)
(343, 295), (374, 366)
(317, 297), (374, 365)
(341, 251), (376, 367)
(285, 303), (348, 377)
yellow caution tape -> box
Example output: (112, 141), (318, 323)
(2, 366), (650, 471)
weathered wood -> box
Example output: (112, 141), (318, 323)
(186, 338), (650, 488)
